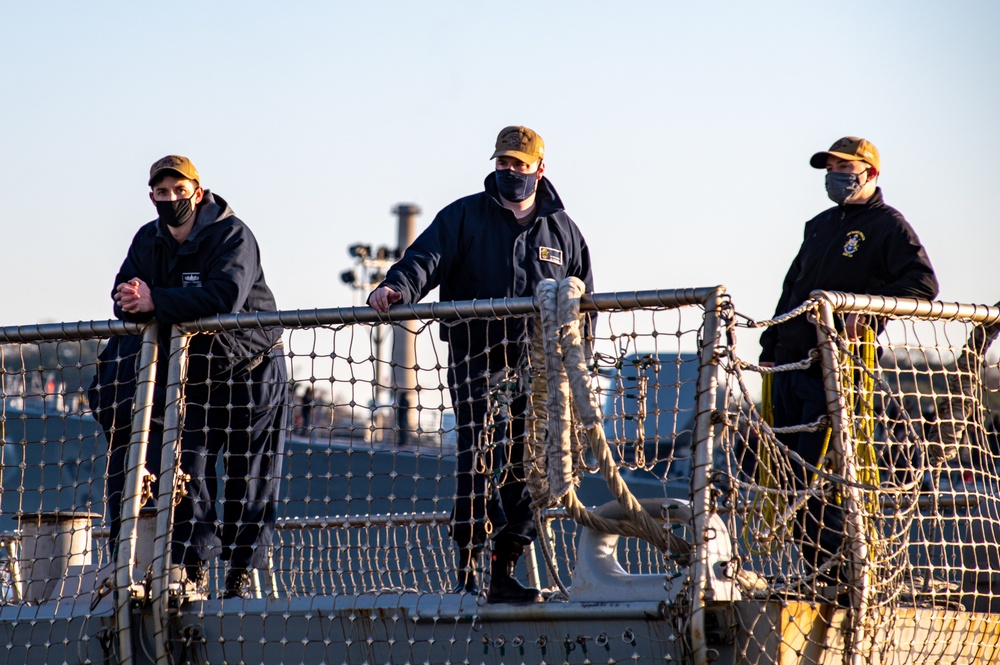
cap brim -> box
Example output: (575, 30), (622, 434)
(810, 151), (867, 169)
(490, 149), (540, 164)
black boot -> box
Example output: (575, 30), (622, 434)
(487, 543), (541, 604)
(453, 546), (481, 593)
(223, 567), (252, 599)
(185, 561), (207, 589)
(181, 561), (208, 598)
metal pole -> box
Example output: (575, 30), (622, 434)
(153, 328), (192, 665)
(114, 324), (159, 665)
(391, 204), (420, 446)
(815, 298), (870, 664)
(688, 287), (725, 665)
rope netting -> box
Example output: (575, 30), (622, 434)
(720, 295), (1000, 664)
(0, 291), (709, 664)
(2, 290), (1000, 664)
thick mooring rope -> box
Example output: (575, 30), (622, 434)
(526, 278), (692, 574)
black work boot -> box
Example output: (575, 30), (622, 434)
(181, 561), (208, 598)
(185, 561), (207, 588)
(223, 567), (252, 599)
(487, 543), (541, 604)
(453, 546), (481, 593)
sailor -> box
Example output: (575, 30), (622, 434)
(368, 126), (595, 602)
(107, 155), (287, 599)
(758, 137), (938, 588)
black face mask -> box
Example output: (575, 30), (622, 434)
(156, 195), (197, 228)
(495, 169), (538, 203)
(825, 171), (865, 204)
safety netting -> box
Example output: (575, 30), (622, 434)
(1, 287), (1000, 665)
(723, 293), (1000, 664)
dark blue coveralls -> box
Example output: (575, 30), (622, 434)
(759, 189), (938, 579)
(105, 191), (286, 572)
(377, 174), (594, 553)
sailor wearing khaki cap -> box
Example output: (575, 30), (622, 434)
(104, 154), (287, 600)
(758, 136), (938, 599)
(367, 126), (594, 603)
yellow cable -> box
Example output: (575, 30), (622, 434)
(747, 322), (879, 557)
(746, 373), (785, 554)
(845, 325), (881, 566)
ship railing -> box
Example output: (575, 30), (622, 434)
(8, 288), (1000, 665)
(0, 287), (721, 664)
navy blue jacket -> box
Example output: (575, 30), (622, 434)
(113, 191), (282, 381)
(759, 188), (938, 366)
(379, 173), (594, 349)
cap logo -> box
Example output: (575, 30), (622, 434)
(500, 130), (529, 149)
(831, 138), (854, 151)
(153, 156), (184, 171)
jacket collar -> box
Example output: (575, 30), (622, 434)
(840, 186), (884, 211)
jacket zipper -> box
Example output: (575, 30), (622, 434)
(811, 208), (846, 289)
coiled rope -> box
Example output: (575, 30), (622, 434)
(525, 278), (692, 595)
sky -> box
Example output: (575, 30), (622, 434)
(2, 2), (998, 366)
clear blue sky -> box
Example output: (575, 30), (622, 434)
(2, 2), (997, 347)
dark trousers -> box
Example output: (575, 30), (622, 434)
(771, 370), (846, 579)
(107, 351), (287, 570)
(448, 343), (536, 553)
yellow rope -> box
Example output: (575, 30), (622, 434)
(747, 321), (879, 555)
(844, 325), (882, 566)
(846, 327), (879, 481)
(745, 374), (784, 554)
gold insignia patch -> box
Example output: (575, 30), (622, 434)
(842, 230), (866, 258)
(539, 247), (563, 265)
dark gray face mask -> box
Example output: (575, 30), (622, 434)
(825, 171), (864, 204)
(156, 195), (197, 228)
(495, 169), (537, 203)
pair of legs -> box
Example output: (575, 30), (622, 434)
(448, 340), (539, 602)
(106, 351), (287, 588)
(770, 370), (846, 582)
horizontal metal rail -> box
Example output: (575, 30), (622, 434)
(23, 491), (986, 544)
(812, 290), (1000, 325)
(0, 319), (146, 345)
(11, 290), (991, 345)
(274, 512), (450, 530)
(0, 288), (720, 344)
(178, 287), (723, 333)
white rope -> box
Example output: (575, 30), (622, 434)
(537, 279), (575, 500)
(528, 277), (691, 561)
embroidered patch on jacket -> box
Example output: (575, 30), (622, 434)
(539, 247), (563, 265)
(842, 230), (866, 258)
(181, 272), (202, 287)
